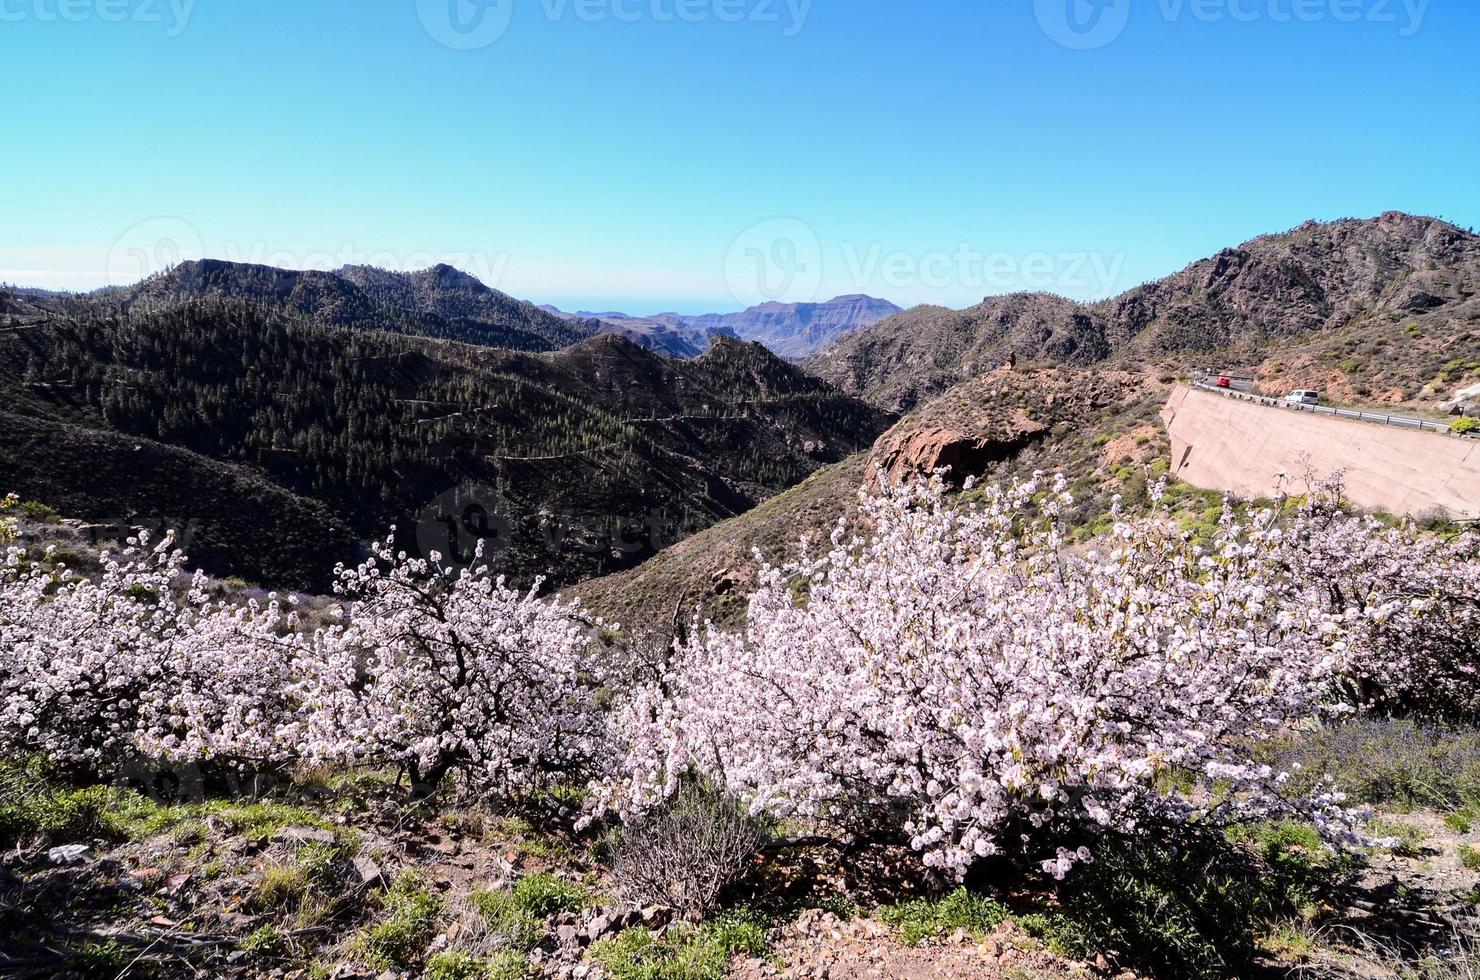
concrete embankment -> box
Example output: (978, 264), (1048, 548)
(1161, 385), (1480, 520)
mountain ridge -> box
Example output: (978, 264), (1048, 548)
(0, 286), (891, 590)
(119, 258), (595, 352)
(544, 294), (901, 359)
(808, 212), (1480, 411)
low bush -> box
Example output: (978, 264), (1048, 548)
(1031, 828), (1340, 980)
(877, 888), (1007, 946)
(504, 872), (588, 917)
(469, 873), (588, 953)
(1263, 717), (1480, 811)
(589, 909), (768, 980)
(66, 940), (136, 979)
(1453, 417), (1479, 434)
(1367, 818), (1430, 857)
(606, 781), (771, 918)
(353, 873), (444, 970)
(426, 950), (529, 980)
(0, 757), (116, 847)
(18, 499), (59, 524)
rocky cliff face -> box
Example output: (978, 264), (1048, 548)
(865, 368), (1137, 487)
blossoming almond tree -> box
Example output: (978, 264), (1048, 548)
(594, 475), (1368, 878)
(1287, 489), (1479, 719)
(0, 532), (302, 775)
(294, 536), (610, 796)
(133, 585), (304, 770)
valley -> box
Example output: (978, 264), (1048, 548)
(3, 212), (1479, 980)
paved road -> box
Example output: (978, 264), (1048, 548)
(1190, 382), (1475, 437)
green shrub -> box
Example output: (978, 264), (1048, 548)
(590, 910), (768, 980)
(67, 940), (137, 979)
(19, 499), (60, 523)
(507, 872), (587, 917)
(426, 950), (529, 980)
(254, 862), (310, 910)
(1452, 417), (1479, 434)
(1033, 830), (1339, 980)
(470, 894), (545, 953)
(354, 873), (443, 969)
(1460, 845), (1480, 871)
(1445, 807), (1479, 834)
(1261, 718), (1480, 812)
(877, 888), (1008, 946)
(0, 757), (117, 847)
(1259, 922), (1316, 963)
(43, 547), (96, 570)
(1367, 818), (1429, 857)
(240, 925), (286, 955)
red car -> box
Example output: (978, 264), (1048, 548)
(1216, 376), (1233, 388)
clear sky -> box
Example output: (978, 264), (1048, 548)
(3, 0), (1477, 313)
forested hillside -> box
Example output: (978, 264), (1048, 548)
(0, 293), (890, 590)
(119, 258), (594, 351)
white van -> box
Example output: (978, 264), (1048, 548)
(1284, 390), (1320, 406)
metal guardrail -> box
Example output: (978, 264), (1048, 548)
(1190, 382), (1477, 438)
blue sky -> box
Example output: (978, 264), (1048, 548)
(2, 0), (1477, 312)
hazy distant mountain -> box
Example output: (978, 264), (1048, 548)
(541, 306), (720, 358)
(673, 295), (903, 358)
(809, 212), (1480, 411)
(542, 294), (901, 359)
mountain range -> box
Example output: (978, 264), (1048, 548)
(0, 264), (890, 589)
(543, 294), (901, 359)
(121, 258), (593, 352)
(3, 212), (1475, 606)
(577, 212), (1480, 624)
(809, 211), (1480, 412)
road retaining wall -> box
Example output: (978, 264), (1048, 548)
(1161, 385), (1480, 520)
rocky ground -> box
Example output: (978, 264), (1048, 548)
(730, 912), (1095, 980)
(3, 759), (1478, 980)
